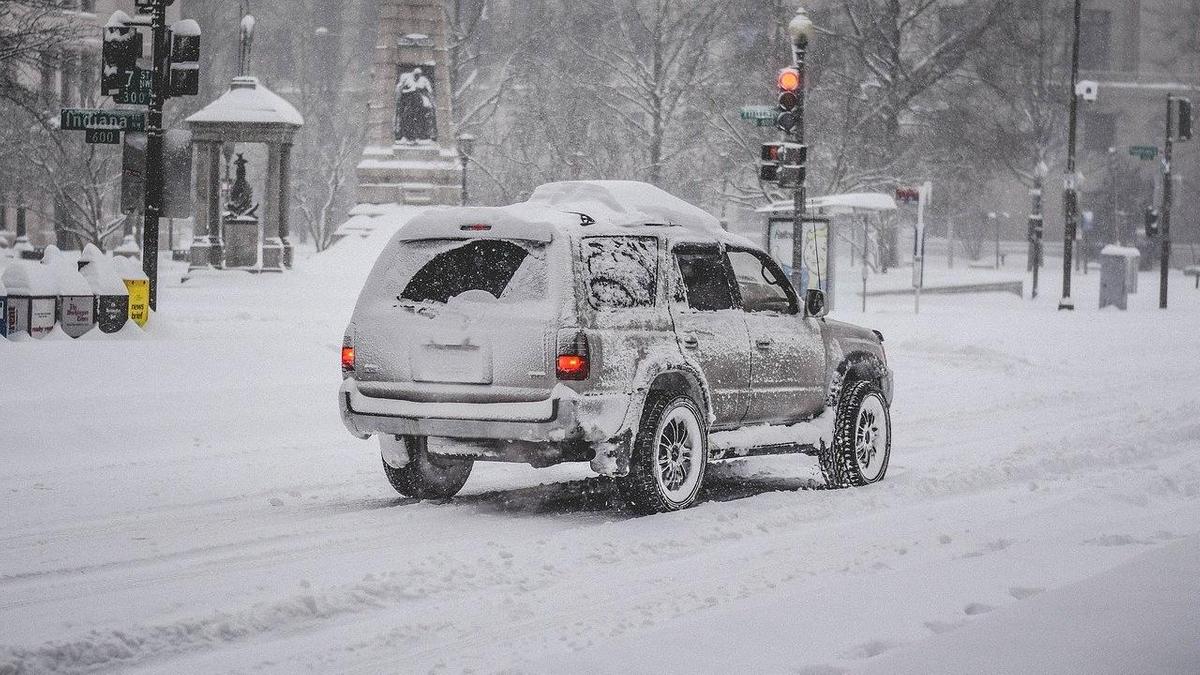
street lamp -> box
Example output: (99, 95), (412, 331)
(1060, 0), (1083, 310)
(786, 7), (816, 297)
(456, 132), (475, 206)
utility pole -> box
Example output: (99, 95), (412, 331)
(142, 0), (170, 312)
(1029, 162), (1047, 299)
(1060, 0), (1082, 311)
(1160, 96), (1175, 309)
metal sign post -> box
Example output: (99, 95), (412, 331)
(913, 181), (930, 315)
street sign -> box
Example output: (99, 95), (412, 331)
(86, 128), (121, 144)
(741, 106), (780, 127)
(113, 69), (153, 105)
(60, 109), (146, 133)
(1129, 145), (1158, 161)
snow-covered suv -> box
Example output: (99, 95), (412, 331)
(340, 181), (893, 513)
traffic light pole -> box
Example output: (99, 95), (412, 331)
(142, 0), (170, 312)
(1159, 94), (1175, 310)
(789, 41), (807, 298)
(1059, 0), (1082, 311)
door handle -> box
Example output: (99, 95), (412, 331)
(756, 338), (774, 350)
(682, 335), (699, 349)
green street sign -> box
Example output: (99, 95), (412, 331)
(85, 128), (122, 144)
(60, 108), (146, 133)
(740, 105), (776, 121)
(1129, 145), (1158, 161)
(114, 69), (153, 105)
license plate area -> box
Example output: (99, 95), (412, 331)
(411, 339), (493, 384)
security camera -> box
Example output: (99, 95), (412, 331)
(1076, 80), (1099, 102)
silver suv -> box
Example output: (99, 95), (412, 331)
(340, 181), (893, 513)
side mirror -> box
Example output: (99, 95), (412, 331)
(805, 288), (828, 318)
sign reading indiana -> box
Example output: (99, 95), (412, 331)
(60, 108), (146, 133)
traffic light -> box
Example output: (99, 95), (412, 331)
(776, 67), (802, 134)
(102, 24), (142, 96)
(168, 20), (201, 97)
(759, 142), (807, 186)
(895, 187), (921, 205)
(1178, 98), (1193, 142)
(1145, 206), (1160, 238)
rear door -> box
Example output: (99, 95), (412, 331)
(352, 236), (560, 402)
(726, 247), (827, 424)
(669, 244), (750, 428)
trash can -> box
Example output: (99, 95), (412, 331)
(41, 246), (96, 338)
(1100, 245), (1141, 311)
(114, 256), (150, 327)
(79, 243), (131, 334)
(2, 261), (57, 338)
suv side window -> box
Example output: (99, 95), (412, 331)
(673, 246), (738, 311)
(727, 248), (797, 314)
(580, 236), (659, 309)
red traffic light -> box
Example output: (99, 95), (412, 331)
(895, 188), (921, 204)
(777, 67), (802, 92)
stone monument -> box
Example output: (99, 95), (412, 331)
(356, 0), (461, 206)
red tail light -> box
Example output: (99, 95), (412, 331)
(341, 345), (355, 373)
(556, 332), (590, 381)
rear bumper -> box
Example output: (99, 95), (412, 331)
(339, 379), (631, 446)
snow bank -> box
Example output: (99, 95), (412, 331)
(79, 244), (131, 296)
(2, 260), (56, 295)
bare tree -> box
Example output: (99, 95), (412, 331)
(23, 126), (125, 249)
(571, 0), (732, 187)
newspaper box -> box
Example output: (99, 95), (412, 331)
(0, 276), (7, 339)
(1, 261), (57, 338)
(115, 256), (150, 327)
(79, 244), (131, 333)
(43, 246), (96, 338)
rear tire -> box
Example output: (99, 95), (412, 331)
(617, 391), (708, 514)
(382, 436), (473, 499)
(819, 380), (891, 489)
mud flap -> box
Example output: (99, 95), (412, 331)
(590, 429), (633, 477)
(380, 435), (412, 468)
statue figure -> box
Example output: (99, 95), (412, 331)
(393, 66), (437, 143)
(226, 153), (259, 218)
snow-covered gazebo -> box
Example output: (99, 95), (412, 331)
(186, 75), (303, 272)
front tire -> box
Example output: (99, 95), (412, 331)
(617, 391), (708, 514)
(820, 380), (891, 489)
(382, 436), (473, 499)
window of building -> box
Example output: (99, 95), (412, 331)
(1079, 9), (1111, 71)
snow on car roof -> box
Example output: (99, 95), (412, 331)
(398, 181), (725, 242)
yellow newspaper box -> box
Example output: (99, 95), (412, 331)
(115, 257), (150, 327)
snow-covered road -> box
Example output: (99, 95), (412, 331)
(2, 242), (1199, 674)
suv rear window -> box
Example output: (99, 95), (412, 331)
(581, 236), (658, 309)
(398, 239), (547, 305)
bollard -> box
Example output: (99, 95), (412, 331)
(1, 261), (57, 338)
(42, 246), (96, 338)
(79, 244), (131, 334)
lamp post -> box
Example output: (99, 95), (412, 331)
(1060, 0), (1083, 310)
(456, 132), (475, 206)
(787, 8), (815, 297)
(1029, 160), (1048, 299)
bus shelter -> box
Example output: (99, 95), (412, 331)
(755, 193), (897, 312)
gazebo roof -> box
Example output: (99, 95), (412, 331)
(187, 76), (303, 127)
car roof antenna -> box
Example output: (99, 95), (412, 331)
(564, 211), (596, 226)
